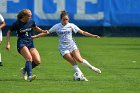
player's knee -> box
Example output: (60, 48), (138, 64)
(26, 56), (32, 62)
(24, 55), (33, 61)
(34, 60), (41, 65)
(76, 58), (83, 63)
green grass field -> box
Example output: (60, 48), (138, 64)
(0, 37), (140, 93)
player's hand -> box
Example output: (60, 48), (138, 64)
(42, 30), (49, 33)
(31, 35), (37, 39)
(6, 44), (10, 51)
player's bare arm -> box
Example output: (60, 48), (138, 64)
(0, 21), (6, 29)
(31, 31), (49, 39)
(33, 26), (48, 33)
(78, 29), (100, 38)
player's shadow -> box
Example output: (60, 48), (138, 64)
(0, 78), (23, 82)
(37, 78), (73, 82)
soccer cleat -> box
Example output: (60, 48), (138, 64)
(0, 62), (3, 66)
(28, 75), (36, 82)
(20, 67), (27, 80)
(91, 67), (101, 74)
(83, 77), (88, 81)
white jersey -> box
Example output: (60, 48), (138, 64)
(49, 23), (80, 55)
(0, 14), (4, 42)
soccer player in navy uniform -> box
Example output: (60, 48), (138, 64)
(6, 9), (48, 82)
(32, 10), (101, 81)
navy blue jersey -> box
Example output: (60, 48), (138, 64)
(10, 19), (36, 53)
(10, 19), (36, 38)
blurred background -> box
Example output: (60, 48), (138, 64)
(1, 0), (140, 37)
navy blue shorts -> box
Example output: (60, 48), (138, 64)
(17, 38), (34, 53)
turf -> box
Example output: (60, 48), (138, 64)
(0, 37), (140, 93)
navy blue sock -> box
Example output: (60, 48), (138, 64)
(32, 61), (38, 69)
(25, 61), (32, 77)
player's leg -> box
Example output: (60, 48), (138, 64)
(61, 48), (88, 81)
(0, 52), (2, 66)
(0, 31), (3, 66)
(30, 48), (41, 69)
(72, 49), (101, 74)
(20, 46), (36, 81)
(62, 51), (88, 81)
(63, 53), (83, 74)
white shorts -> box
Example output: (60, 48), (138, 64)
(0, 30), (2, 43)
(59, 44), (78, 56)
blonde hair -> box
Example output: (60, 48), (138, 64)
(17, 9), (31, 20)
(60, 10), (69, 19)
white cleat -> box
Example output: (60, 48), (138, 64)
(20, 67), (27, 80)
(28, 75), (36, 82)
(92, 67), (101, 74)
(83, 77), (88, 81)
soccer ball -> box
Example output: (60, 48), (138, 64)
(73, 72), (85, 81)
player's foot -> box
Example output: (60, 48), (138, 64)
(91, 67), (101, 74)
(28, 75), (36, 82)
(20, 67), (27, 80)
(0, 62), (3, 66)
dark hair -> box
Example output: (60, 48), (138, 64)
(17, 9), (31, 20)
(60, 10), (69, 19)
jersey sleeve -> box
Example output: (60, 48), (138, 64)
(49, 24), (57, 33)
(71, 23), (80, 33)
(0, 14), (4, 22)
(32, 20), (36, 27)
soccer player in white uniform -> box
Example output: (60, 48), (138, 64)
(32, 10), (101, 81)
(0, 14), (6, 66)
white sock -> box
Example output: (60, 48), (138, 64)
(0, 53), (1, 62)
(82, 59), (96, 69)
(72, 65), (82, 73)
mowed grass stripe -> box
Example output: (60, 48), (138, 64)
(0, 37), (140, 93)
